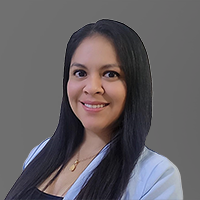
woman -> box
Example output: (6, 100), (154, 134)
(5, 19), (183, 200)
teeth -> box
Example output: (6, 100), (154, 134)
(84, 103), (105, 108)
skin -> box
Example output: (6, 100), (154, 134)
(38, 35), (127, 197)
(67, 34), (126, 145)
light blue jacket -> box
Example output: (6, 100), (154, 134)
(23, 138), (183, 200)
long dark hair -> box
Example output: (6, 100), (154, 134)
(5, 19), (152, 200)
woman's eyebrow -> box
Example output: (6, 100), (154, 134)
(101, 64), (120, 70)
(70, 62), (87, 69)
(70, 62), (120, 69)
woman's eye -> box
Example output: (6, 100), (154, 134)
(104, 71), (120, 78)
(74, 70), (87, 77)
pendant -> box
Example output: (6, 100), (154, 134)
(70, 164), (76, 172)
(70, 160), (79, 172)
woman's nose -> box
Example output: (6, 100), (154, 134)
(83, 76), (104, 95)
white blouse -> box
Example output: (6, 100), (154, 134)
(23, 138), (183, 200)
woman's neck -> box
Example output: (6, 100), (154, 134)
(79, 129), (111, 155)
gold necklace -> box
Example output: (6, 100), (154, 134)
(69, 149), (102, 172)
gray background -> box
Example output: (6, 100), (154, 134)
(1, 1), (199, 199)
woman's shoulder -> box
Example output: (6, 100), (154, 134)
(137, 147), (182, 184)
(138, 147), (179, 172)
(22, 137), (51, 170)
(123, 147), (183, 199)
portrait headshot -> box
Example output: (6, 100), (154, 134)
(1, 1), (199, 200)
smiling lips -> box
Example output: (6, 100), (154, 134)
(80, 101), (109, 109)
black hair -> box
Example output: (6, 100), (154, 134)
(5, 19), (152, 200)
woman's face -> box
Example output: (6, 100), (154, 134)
(67, 35), (126, 136)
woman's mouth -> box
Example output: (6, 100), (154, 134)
(84, 103), (107, 108)
(80, 102), (109, 109)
